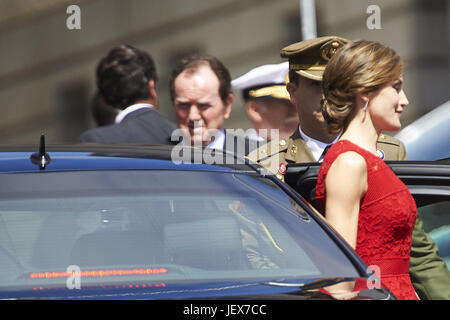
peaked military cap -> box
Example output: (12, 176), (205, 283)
(280, 36), (349, 81)
(231, 62), (290, 101)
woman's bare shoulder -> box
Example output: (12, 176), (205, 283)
(331, 151), (367, 173)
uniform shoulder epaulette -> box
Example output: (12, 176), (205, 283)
(377, 134), (402, 146)
(376, 134), (407, 161)
(246, 138), (288, 163)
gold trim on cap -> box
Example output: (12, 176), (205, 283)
(290, 63), (326, 71)
(296, 70), (323, 81)
(248, 85), (289, 100)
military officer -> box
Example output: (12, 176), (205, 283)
(232, 62), (298, 142)
(247, 36), (450, 300)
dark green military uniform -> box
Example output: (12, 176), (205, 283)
(247, 35), (450, 299)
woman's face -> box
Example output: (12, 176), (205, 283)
(368, 77), (409, 132)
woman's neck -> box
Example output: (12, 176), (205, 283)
(340, 112), (380, 155)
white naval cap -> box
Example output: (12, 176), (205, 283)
(232, 62), (290, 100)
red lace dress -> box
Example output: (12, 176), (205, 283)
(316, 140), (418, 300)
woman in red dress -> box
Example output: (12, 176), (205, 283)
(316, 40), (419, 300)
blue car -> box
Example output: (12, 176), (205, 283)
(0, 139), (393, 300)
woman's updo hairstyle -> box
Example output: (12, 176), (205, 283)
(321, 39), (403, 133)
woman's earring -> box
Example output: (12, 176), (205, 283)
(363, 100), (369, 112)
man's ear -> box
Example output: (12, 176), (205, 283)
(286, 82), (297, 106)
(148, 80), (158, 108)
(223, 93), (233, 120)
(245, 100), (263, 122)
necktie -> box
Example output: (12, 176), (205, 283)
(318, 144), (332, 162)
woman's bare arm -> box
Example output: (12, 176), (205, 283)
(325, 151), (368, 249)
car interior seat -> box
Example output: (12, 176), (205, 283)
(70, 230), (165, 268)
(163, 217), (248, 271)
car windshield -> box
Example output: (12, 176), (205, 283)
(0, 170), (357, 292)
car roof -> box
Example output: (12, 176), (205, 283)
(395, 100), (450, 160)
(0, 143), (259, 174)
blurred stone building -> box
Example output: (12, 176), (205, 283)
(0, 0), (448, 144)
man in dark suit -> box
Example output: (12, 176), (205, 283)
(90, 91), (118, 127)
(79, 45), (177, 144)
(169, 53), (258, 163)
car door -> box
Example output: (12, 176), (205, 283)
(285, 159), (450, 268)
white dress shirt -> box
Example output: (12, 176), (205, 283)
(298, 125), (341, 162)
(114, 103), (154, 124)
(179, 129), (226, 150)
(207, 129), (226, 150)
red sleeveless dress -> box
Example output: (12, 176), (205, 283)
(316, 140), (418, 300)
